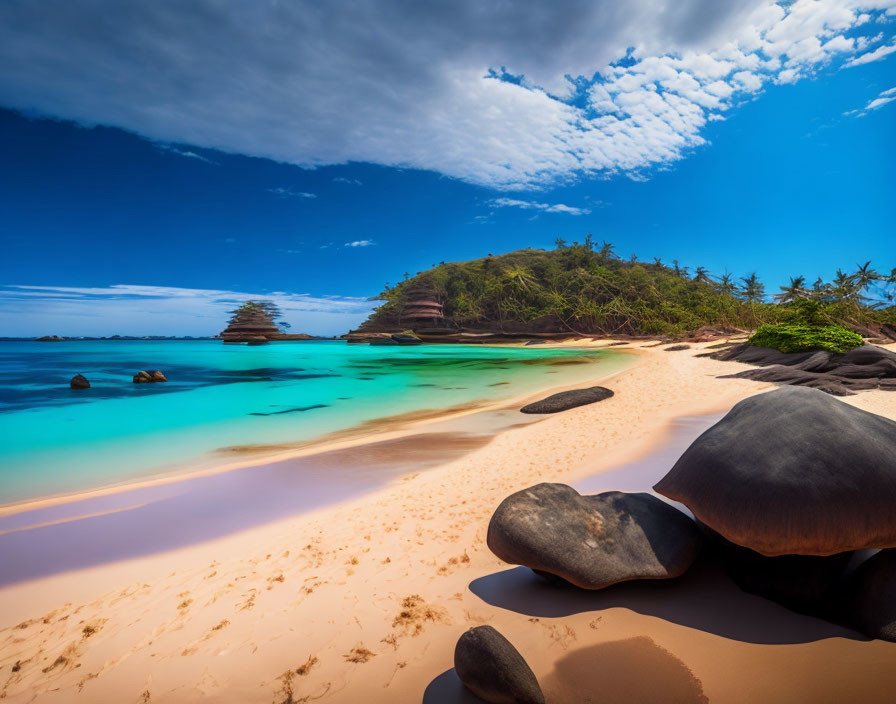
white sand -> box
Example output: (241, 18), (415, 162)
(1, 341), (894, 703)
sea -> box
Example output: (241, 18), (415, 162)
(0, 340), (629, 504)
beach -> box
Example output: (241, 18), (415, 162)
(1, 340), (895, 703)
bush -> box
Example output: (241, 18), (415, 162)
(749, 324), (863, 354)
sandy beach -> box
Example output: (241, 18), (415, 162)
(2, 340), (895, 703)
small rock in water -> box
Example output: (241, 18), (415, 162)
(520, 386), (613, 414)
(133, 370), (153, 383)
(70, 374), (90, 389)
(454, 626), (544, 704)
(487, 484), (701, 589)
(149, 370), (167, 382)
(847, 549), (896, 642)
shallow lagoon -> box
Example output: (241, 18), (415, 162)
(0, 340), (629, 503)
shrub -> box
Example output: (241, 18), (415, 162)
(749, 324), (863, 354)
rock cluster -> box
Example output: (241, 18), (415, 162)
(133, 370), (167, 383)
(654, 386), (896, 637)
(519, 386), (613, 414)
(705, 342), (896, 395)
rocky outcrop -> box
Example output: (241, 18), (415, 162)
(520, 386), (613, 414)
(219, 305), (281, 343)
(391, 333), (422, 345)
(703, 342), (896, 395)
(846, 549), (896, 642)
(654, 387), (896, 556)
(70, 374), (90, 389)
(133, 370), (167, 383)
(664, 344), (691, 351)
(37, 335), (65, 342)
(454, 626), (544, 704)
(487, 484), (701, 589)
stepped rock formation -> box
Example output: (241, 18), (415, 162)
(219, 302), (281, 343)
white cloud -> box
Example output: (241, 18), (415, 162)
(844, 40), (896, 65)
(158, 144), (217, 165)
(1, 1), (895, 189)
(490, 198), (591, 215)
(0, 284), (376, 337)
(333, 177), (363, 185)
(344, 240), (374, 247)
(846, 85), (896, 115)
(267, 187), (316, 198)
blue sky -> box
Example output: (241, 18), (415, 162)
(0, 1), (894, 336)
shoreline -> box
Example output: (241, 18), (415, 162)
(0, 344), (636, 519)
(2, 340), (894, 703)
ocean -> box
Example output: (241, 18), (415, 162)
(0, 340), (628, 504)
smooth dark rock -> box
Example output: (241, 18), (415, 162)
(520, 386), (613, 414)
(706, 343), (896, 395)
(487, 484), (701, 589)
(70, 374), (90, 389)
(664, 344), (691, 351)
(654, 386), (896, 556)
(705, 528), (852, 617)
(370, 338), (399, 346)
(847, 549), (896, 642)
(454, 626), (544, 704)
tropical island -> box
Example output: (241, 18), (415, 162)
(356, 241), (896, 345)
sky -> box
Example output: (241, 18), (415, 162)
(0, 0), (894, 336)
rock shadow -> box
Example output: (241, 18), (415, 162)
(421, 668), (484, 704)
(468, 558), (868, 645)
(541, 636), (708, 704)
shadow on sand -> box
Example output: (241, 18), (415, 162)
(467, 557), (867, 646)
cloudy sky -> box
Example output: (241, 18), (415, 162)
(0, 0), (894, 335)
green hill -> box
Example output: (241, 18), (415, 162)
(359, 241), (895, 339)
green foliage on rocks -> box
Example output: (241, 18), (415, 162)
(749, 324), (864, 354)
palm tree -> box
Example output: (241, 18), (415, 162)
(715, 271), (737, 296)
(775, 275), (808, 303)
(504, 265), (536, 293)
(672, 260), (689, 278)
(598, 241), (616, 259)
(554, 238), (567, 249)
(853, 261), (880, 291)
(693, 266), (712, 284)
(739, 273), (765, 302)
(810, 276), (832, 300)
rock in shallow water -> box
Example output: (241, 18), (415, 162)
(487, 484), (701, 589)
(70, 374), (90, 389)
(847, 549), (896, 642)
(654, 386), (896, 557)
(454, 626), (544, 704)
(520, 386), (613, 414)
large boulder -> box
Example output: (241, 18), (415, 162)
(454, 626), (544, 704)
(520, 386), (613, 414)
(70, 374), (90, 389)
(487, 484), (701, 589)
(654, 386), (896, 556)
(705, 529), (852, 617)
(847, 549), (896, 642)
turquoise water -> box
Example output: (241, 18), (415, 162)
(0, 341), (628, 503)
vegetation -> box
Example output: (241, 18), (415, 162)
(749, 324), (864, 354)
(227, 300), (291, 331)
(361, 240), (895, 338)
